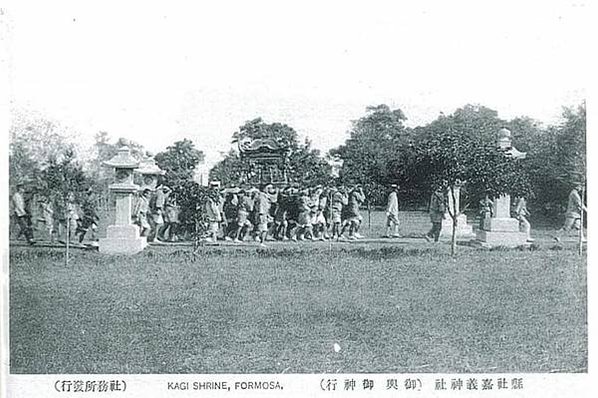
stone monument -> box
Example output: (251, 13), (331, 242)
(476, 128), (528, 247)
(99, 146), (148, 254)
(440, 182), (474, 238)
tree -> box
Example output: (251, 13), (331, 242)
(287, 138), (333, 186)
(553, 104), (586, 188)
(330, 104), (410, 205)
(9, 109), (76, 189)
(211, 118), (331, 186)
(170, 181), (210, 241)
(550, 104), (586, 254)
(413, 127), (531, 256)
(208, 150), (245, 187)
(515, 103), (586, 219)
(154, 139), (205, 187)
(41, 148), (90, 200)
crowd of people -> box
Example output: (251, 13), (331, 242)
(11, 179), (587, 247)
(10, 182), (100, 246)
(199, 181), (372, 246)
(133, 185), (180, 242)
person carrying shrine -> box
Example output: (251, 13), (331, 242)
(285, 186), (301, 240)
(255, 184), (274, 246)
(295, 188), (314, 241)
(222, 189), (239, 241)
(330, 186), (348, 240)
(274, 186), (291, 240)
(234, 189), (254, 242)
(76, 188), (100, 244)
(161, 189), (180, 242)
(340, 185), (365, 240)
(311, 186), (327, 241)
(134, 188), (152, 237)
(148, 185), (170, 242)
(204, 181), (223, 243)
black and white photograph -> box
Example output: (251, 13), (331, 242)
(1, 0), (593, 396)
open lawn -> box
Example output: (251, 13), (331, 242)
(9, 242), (586, 374)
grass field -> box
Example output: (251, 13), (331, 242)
(9, 241), (586, 374)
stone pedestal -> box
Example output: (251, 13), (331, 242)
(99, 225), (147, 254)
(440, 185), (474, 239)
(476, 194), (527, 247)
(441, 214), (474, 238)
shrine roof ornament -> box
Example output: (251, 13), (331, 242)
(238, 137), (290, 154)
(103, 146), (140, 169)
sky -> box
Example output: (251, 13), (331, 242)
(5, 0), (590, 175)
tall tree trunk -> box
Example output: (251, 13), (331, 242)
(579, 188), (584, 256)
(449, 186), (458, 256)
(451, 217), (457, 256)
(367, 201), (371, 236)
(65, 212), (70, 266)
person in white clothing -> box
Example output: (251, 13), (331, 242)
(384, 184), (401, 238)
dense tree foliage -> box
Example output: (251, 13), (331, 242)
(330, 105), (411, 205)
(155, 139), (205, 187)
(412, 127), (531, 255)
(9, 101), (585, 242)
(210, 118), (332, 186)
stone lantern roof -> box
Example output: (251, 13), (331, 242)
(497, 128), (526, 160)
(103, 146), (140, 169)
(135, 156), (165, 176)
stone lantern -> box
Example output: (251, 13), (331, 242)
(135, 153), (165, 190)
(98, 146), (148, 254)
(476, 128), (528, 247)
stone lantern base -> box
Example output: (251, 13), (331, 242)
(476, 217), (528, 247)
(440, 214), (474, 239)
(99, 225), (147, 254)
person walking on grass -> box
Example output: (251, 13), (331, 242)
(76, 188), (100, 244)
(12, 182), (35, 245)
(134, 188), (152, 237)
(384, 184), (401, 238)
(234, 189), (253, 242)
(255, 184), (274, 247)
(348, 185), (365, 239)
(425, 188), (446, 243)
(222, 190), (239, 241)
(554, 183), (587, 243)
(274, 186), (290, 240)
(58, 191), (79, 244)
(147, 185), (169, 242)
(479, 194), (494, 229)
(162, 192), (180, 242)
(312, 186), (328, 241)
(204, 182), (223, 243)
(296, 188), (314, 241)
(37, 194), (56, 242)
(514, 196), (533, 242)
(330, 186), (348, 240)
